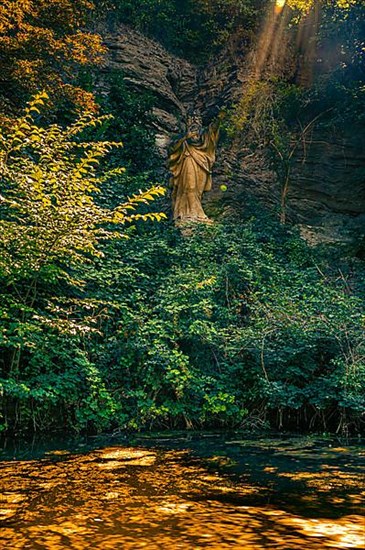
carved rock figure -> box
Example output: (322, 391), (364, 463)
(169, 119), (219, 224)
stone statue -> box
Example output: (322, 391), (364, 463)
(169, 115), (220, 224)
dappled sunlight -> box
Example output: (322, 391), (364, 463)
(295, 1), (320, 87)
(1, 441), (364, 549)
(275, 0), (287, 14)
(278, 469), (364, 491)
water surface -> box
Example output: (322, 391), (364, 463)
(0, 433), (364, 549)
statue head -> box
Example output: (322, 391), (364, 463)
(186, 111), (203, 143)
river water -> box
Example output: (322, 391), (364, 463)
(0, 433), (364, 549)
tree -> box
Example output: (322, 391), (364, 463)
(0, 92), (166, 431)
(0, 91), (165, 282)
(0, 0), (105, 118)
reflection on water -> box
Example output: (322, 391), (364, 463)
(0, 435), (364, 549)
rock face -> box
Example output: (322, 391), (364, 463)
(196, 52), (365, 245)
(289, 128), (365, 244)
(102, 25), (365, 244)
(102, 25), (197, 158)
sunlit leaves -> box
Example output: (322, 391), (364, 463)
(0, 92), (166, 281)
(0, 93), (166, 433)
(286, 0), (361, 10)
(0, 0), (105, 114)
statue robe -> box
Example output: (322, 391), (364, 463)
(169, 124), (219, 223)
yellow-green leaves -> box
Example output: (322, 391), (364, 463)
(0, 93), (166, 280)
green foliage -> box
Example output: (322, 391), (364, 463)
(0, 93), (166, 432)
(3, 188), (363, 433)
(95, 71), (160, 173)
(98, 0), (364, 65)
(77, 215), (364, 433)
(0, 1), (364, 436)
(100, 0), (261, 63)
(0, 92), (165, 275)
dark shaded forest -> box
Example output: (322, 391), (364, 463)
(0, 0), (364, 435)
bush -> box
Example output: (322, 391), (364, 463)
(0, 93), (165, 433)
(77, 215), (365, 433)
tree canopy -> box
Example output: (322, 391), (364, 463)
(0, 0), (104, 117)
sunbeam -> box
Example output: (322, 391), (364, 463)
(249, 0), (320, 84)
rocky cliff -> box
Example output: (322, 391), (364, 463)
(102, 25), (365, 245)
(102, 25), (197, 158)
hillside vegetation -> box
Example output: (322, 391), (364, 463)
(0, 0), (364, 434)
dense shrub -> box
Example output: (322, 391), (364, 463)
(0, 1), (364, 436)
(0, 94), (165, 433)
(2, 194), (363, 433)
(82, 218), (364, 433)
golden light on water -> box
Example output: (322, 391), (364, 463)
(0, 445), (364, 549)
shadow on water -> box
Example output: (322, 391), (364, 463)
(0, 433), (364, 549)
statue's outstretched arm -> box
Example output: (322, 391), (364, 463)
(209, 111), (226, 132)
(207, 117), (222, 146)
